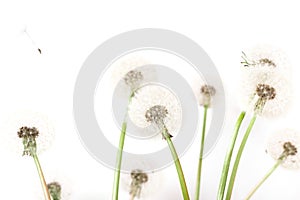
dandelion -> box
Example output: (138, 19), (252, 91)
(240, 70), (292, 118)
(0, 110), (54, 156)
(218, 48), (292, 199)
(145, 105), (190, 200)
(128, 84), (182, 138)
(224, 71), (292, 200)
(0, 111), (54, 200)
(195, 85), (215, 200)
(34, 170), (72, 200)
(18, 126), (51, 200)
(110, 54), (150, 88)
(112, 65), (146, 200)
(47, 182), (62, 200)
(121, 160), (164, 200)
(245, 129), (300, 199)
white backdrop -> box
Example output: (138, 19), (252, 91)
(0, 0), (300, 199)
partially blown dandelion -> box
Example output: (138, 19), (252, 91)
(18, 126), (51, 200)
(245, 129), (300, 199)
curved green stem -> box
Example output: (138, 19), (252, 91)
(163, 127), (190, 200)
(225, 114), (257, 200)
(112, 122), (127, 200)
(245, 158), (283, 200)
(112, 93), (134, 200)
(195, 105), (208, 200)
(217, 111), (246, 200)
(32, 153), (51, 200)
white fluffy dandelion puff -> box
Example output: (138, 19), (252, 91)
(241, 44), (291, 75)
(266, 129), (300, 169)
(110, 54), (151, 88)
(239, 70), (292, 118)
(0, 110), (55, 156)
(199, 84), (216, 107)
(128, 85), (182, 136)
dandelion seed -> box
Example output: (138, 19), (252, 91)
(23, 28), (42, 54)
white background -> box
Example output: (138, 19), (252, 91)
(1, 0), (300, 199)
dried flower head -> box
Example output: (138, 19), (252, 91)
(239, 70), (292, 117)
(266, 129), (300, 169)
(34, 170), (72, 200)
(0, 110), (54, 156)
(17, 126), (39, 156)
(129, 169), (149, 198)
(121, 161), (164, 200)
(124, 70), (144, 91)
(199, 84), (216, 107)
(241, 44), (291, 73)
(128, 85), (182, 136)
(47, 182), (62, 200)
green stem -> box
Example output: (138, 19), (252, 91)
(195, 105), (208, 200)
(112, 122), (127, 200)
(225, 114), (257, 200)
(245, 158), (283, 200)
(217, 111), (246, 200)
(112, 93), (134, 200)
(32, 153), (51, 200)
(163, 127), (190, 200)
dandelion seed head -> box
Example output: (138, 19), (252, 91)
(128, 85), (182, 135)
(266, 129), (300, 169)
(145, 105), (168, 125)
(121, 160), (164, 199)
(47, 182), (62, 200)
(199, 85), (216, 107)
(17, 126), (40, 156)
(124, 70), (144, 91)
(239, 70), (292, 118)
(34, 170), (72, 200)
(111, 55), (150, 88)
(0, 110), (54, 156)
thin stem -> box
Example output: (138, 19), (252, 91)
(129, 194), (135, 200)
(112, 93), (134, 200)
(245, 158), (283, 200)
(195, 105), (208, 200)
(217, 111), (246, 200)
(225, 114), (257, 200)
(163, 127), (190, 200)
(32, 153), (51, 200)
